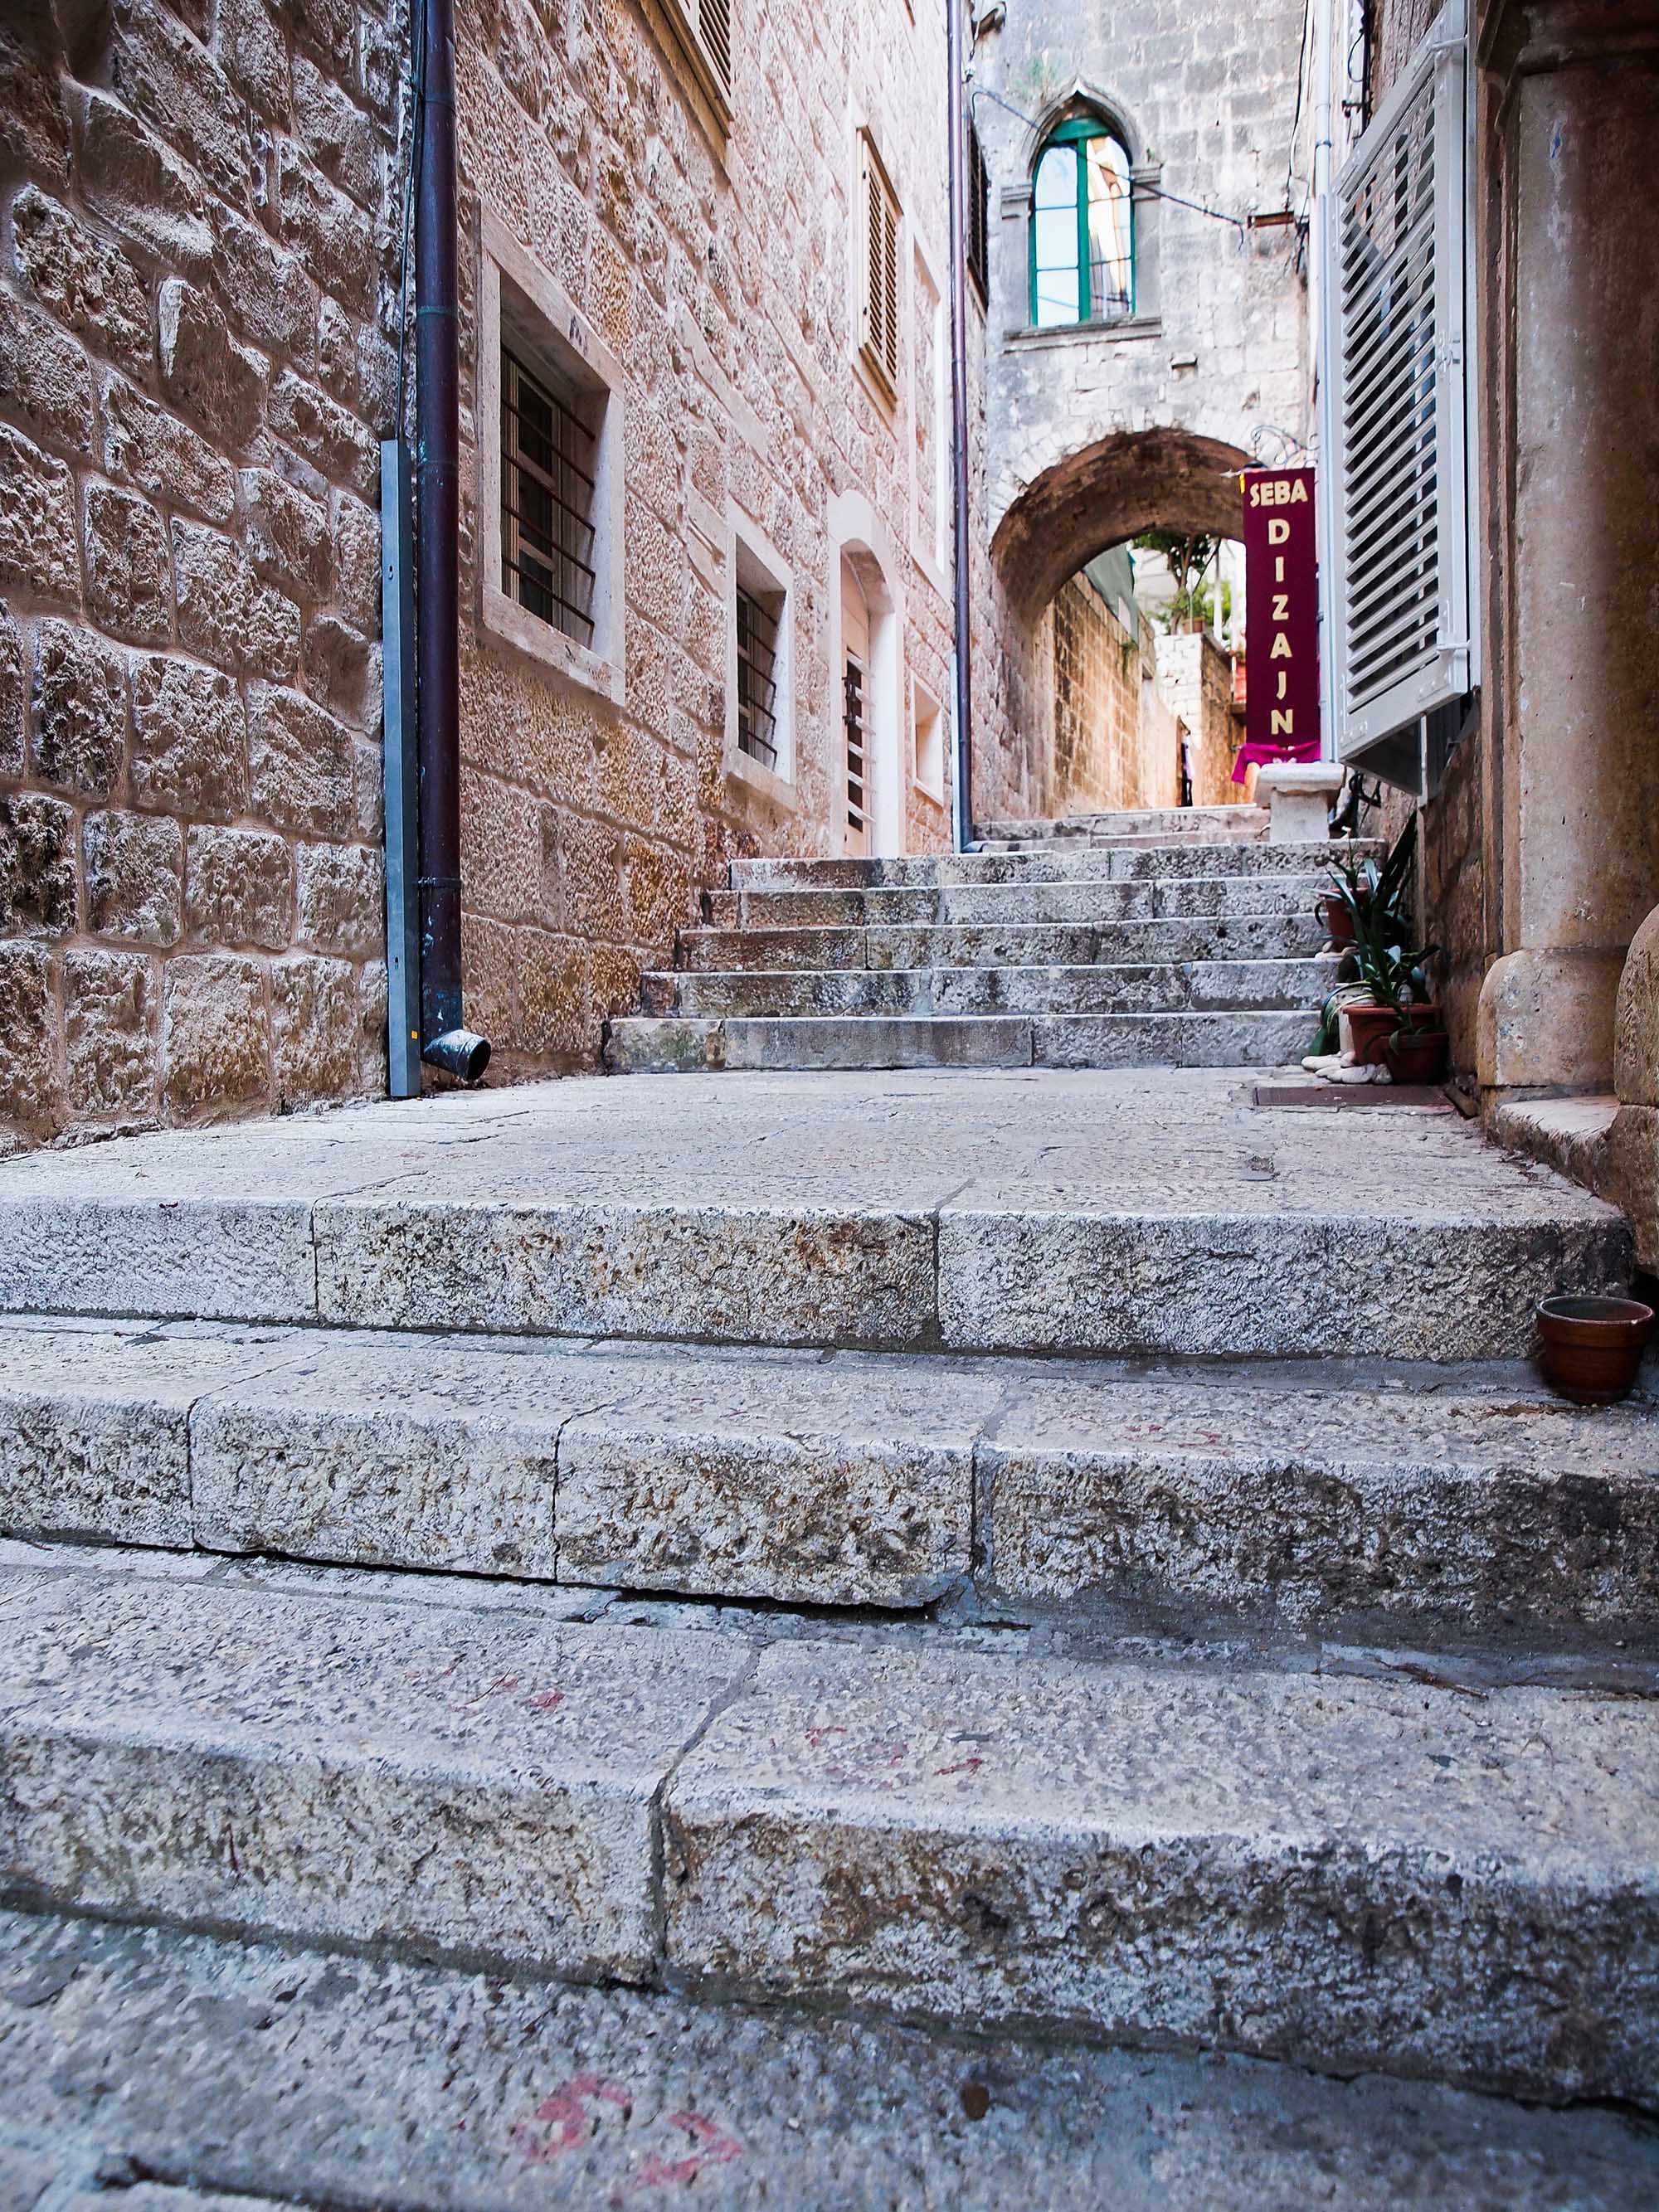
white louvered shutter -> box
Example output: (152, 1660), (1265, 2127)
(1328, 0), (1473, 764)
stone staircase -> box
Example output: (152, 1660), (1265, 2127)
(606, 812), (1350, 1073)
(0, 1033), (1653, 2124)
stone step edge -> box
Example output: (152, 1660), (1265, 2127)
(3, 1316), (1657, 1647)
(2, 1547), (1653, 2110)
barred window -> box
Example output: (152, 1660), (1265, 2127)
(500, 348), (596, 649)
(967, 122), (990, 303)
(736, 585), (781, 769)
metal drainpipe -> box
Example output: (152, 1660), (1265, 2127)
(945, 0), (976, 853)
(414, 0), (489, 1081)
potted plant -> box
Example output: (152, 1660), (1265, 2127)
(1318, 815), (1415, 950)
(1384, 1014), (1450, 1084)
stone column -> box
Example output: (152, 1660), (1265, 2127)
(1476, 0), (1659, 1096)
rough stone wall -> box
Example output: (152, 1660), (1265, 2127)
(1154, 630), (1247, 808)
(1048, 578), (1177, 814)
(450, 0), (960, 1080)
(0, 0), (398, 1151)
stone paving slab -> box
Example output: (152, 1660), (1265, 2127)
(0, 1070), (1628, 1361)
(651, 958), (1332, 1020)
(663, 1638), (1659, 2103)
(0, 1567), (746, 1977)
(678, 913), (1328, 972)
(4, 1317), (1658, 1649)
(2, 1546), (1658, 2106)
(3, 1909), (1655, 2210)
(730, 842), (1374, 889)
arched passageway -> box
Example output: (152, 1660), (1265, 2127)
(978, 428), (1258, 828)
(990, 428), (1255, 620)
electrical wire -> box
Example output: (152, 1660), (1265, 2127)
(1282, 0), (1314, 208)
(968, 84), (1246, 229)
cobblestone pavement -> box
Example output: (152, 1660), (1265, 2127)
(0, 1908), (1655, 2210)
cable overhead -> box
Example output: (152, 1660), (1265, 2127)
(968, 85), (1246, 229)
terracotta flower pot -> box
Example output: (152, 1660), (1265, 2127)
(1384, 1026), (1449, 1084)
(1536, 1294), (1655, 1405)
(1344, 1002), (1396, 1066)
(1321, 895), (1357, 948)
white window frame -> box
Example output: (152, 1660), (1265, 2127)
(479, 211), (625, 709)
(1326, 0), (1477, 778)
(724, 511), (796, 809)
(912, 675), (945, 804)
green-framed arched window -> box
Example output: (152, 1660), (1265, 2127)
(1030, 119), (1134, 328)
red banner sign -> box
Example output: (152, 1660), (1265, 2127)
(1235, 465), (1321, 780)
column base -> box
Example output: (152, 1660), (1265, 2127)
(1477, 947), (1624, 1095)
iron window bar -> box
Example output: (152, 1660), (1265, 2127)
(502, 348), (597, 646)
(736, 586), (781, 769)
(844, 656), (867, 832)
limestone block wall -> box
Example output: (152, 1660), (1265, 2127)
(449, 0), (961, 1081)
(1047, 577), (1177, 814)
(1155, 630), (1247, 809)
(0, 0), (398, 1150)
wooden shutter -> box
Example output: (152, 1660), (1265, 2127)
(1328, 0), (1473, 768)
(695, 0), (732, 103)
(860, 133), (900, 392)
(967, 123), (990, 301)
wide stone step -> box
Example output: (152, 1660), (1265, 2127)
(5, 1315), (1659, 1646)
(682, 913), (1331, 972)
(2, 1546), (1654, 2106)
(706, 873), (1335, 928)
(605, 1010), (1318, 1072)
(976, 802), (1270, 846)
(644, 958), (1334, 1020)
(730, 839), (1371, 890)
(0, 1067), (1625, 1362)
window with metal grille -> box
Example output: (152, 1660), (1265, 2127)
(859, 133), (900, 393)
(844, 654), (868, 837)
(1030, 117), (1133, 328)
(736, 585), (781, 770)
(1326, 0), (1474, 772)
(500, 348), (596, 649)
(967, 122), (990, 304)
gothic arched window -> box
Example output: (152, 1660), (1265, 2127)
(1030, 119), (1134, 328)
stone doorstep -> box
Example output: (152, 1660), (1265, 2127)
(3, 1320), (1659, 1646)
(602, 1010), (1316, 1076)
(719, 873), (1341, 929)
(0, 1550), (1655, 2107)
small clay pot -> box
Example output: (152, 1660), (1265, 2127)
(1384, 1026), (1449, 1084)
(1536, 1294), (1655, 1405)
(1344, 1002), (1396, 1066)
(1322, 896), (1358, 949)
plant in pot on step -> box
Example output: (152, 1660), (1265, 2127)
(1316, 813), (1416, 952)
(1325, 871), (1438, 1069)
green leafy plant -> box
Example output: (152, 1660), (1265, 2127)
(1311, 815), (1436, 1051)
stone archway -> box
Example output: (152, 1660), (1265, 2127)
(991, 427), (1255, 621)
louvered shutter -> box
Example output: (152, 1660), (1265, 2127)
(1328, 0), (1473, 764)
(695, 0), (732, 103)
(860, 134), (900, 391)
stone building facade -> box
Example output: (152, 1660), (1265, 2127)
(966, 0), (1311, 823)
(0, 0), (965, 1145)
(1045, 571), (1179, 815)
(1, 0), (400, 1149)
